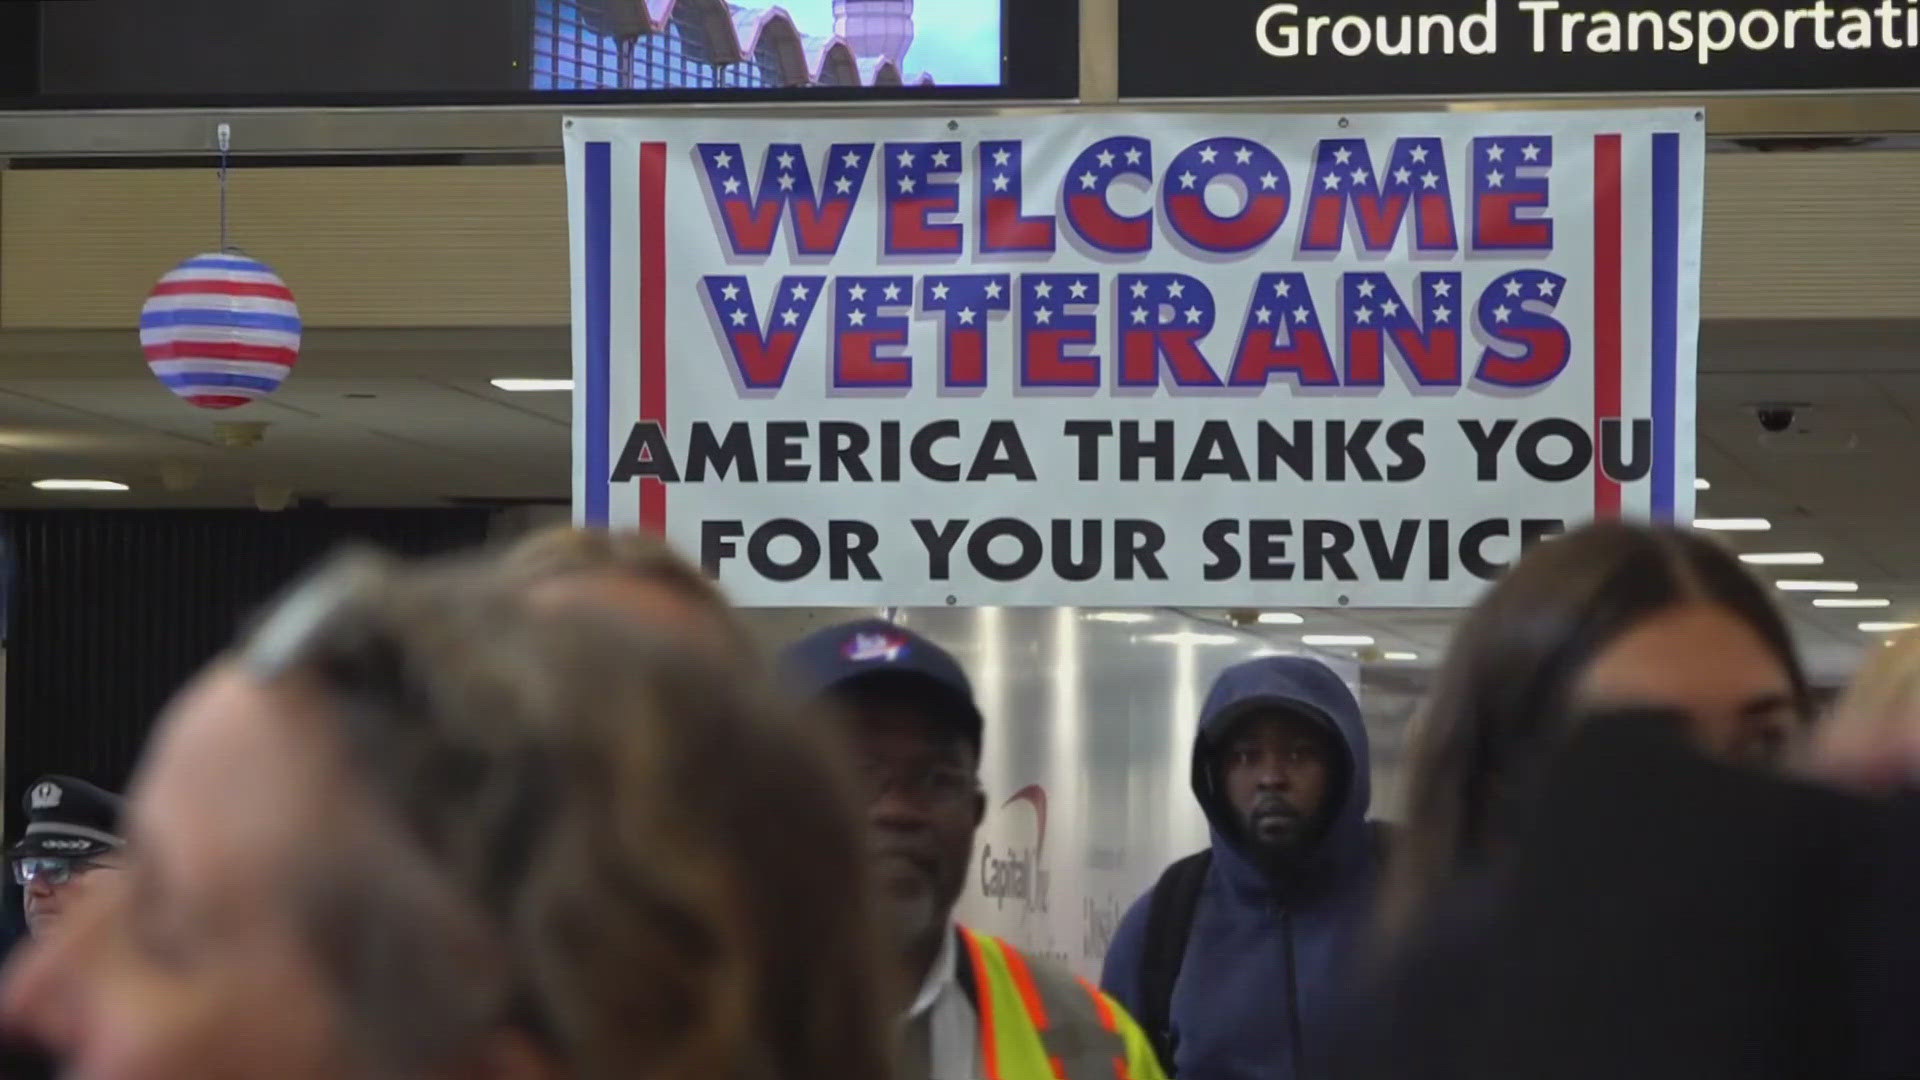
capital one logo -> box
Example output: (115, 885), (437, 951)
(980, 784), (1051, 914)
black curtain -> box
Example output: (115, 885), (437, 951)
(1, 508), (494, 805)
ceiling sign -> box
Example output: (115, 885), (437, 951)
(1120, 0), (1920, 98)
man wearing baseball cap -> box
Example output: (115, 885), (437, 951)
(785, 619), (1165, 1080)
(8, 776), (125, 937)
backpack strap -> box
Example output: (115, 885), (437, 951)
(1367, 819), (1395, 868)
(1139, 850), (1212, 1075)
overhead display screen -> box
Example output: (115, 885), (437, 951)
(1119, 0), (1920, 99)
(12, 0), (1047, 106)
(531, 0), (1004, 91)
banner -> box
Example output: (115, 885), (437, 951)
(565, 110), (1704, 607)
(1119, 0), (1920, 98)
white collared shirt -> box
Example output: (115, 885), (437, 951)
(903, 922), (984, 1080)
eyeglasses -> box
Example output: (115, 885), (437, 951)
(858, 761), (979, 808)
(12, 856), (109, 887)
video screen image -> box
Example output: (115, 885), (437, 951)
(531, 0), (1003, 90)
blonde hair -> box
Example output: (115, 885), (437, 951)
(241, 551), (889, 1080)
(496, 525), (756, 652)
(1817, 629), (1920, 788)
(1833, 631), (1920, 725)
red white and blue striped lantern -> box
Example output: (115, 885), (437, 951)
(140, 252), (301, 410)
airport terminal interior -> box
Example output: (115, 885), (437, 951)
(3, 0), (1920, 1074)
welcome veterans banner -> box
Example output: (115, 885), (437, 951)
(563, 110), (1704, 607)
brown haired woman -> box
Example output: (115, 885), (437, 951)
(1, 550), (893, 1080)
(1379, 519), (1814, 948)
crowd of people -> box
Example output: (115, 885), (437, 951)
(0, 519), (1917, 1080)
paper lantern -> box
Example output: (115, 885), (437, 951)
(140, 252), (301, 410)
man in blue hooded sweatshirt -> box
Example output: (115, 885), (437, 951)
(1101, 655), (1378, 1080)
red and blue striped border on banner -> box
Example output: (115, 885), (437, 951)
(639, 142), (669, 534)
(1593, 130), (1684, 522)
(582, 141), (611, 527)
(1650, 131), (1682, 522)
(1593, 134), (1623, 518)
(581, 140), (670, 531)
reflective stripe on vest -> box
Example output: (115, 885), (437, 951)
(962, 927), (1131, 1080)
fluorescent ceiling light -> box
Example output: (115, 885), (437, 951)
(1694, 478), (1711, 491)
(1144, 632), (1239, 646)
(32, 479), (128, 492)
(1814, 598), (1891, 609)
(1693, 518), (1771, 531)
(1303, 634), (1375, 647)
(1774, 580), (1859, 593)
(1859, 622), (1918, 634)
(1738, 552), (1824, 566)
(490, 378), (573, 392)
(1086, 611), (1151, 624)
(1257, 612), (1304, 625)
(1382, 651), (1419, 661)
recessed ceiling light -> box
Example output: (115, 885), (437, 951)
(1859, 621), (1918, 634)
(490, 378), (573, 392)
(32, 479), (128, 492)
(1257, 612), (1304, 625)
(1144, 632), (1239, 646)
(1086, 611), (1151, 624)
(1303, 634), (1375, 647)
(1694, 478), (1711, 491)
(1693, 518), (1771, 531)
(1738, 552), (1824, 566)
(1814, 598), (1892, 609)
(1774, 580), (1859, 593)
(1382, 651), (1419, 661)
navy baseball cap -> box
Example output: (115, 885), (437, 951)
(8, 775), (124, 860)
(783, 619), (983, 752)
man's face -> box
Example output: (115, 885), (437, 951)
(21, 855), (125, 936)
(1219, 711), (1337, 854)
(840, 692), (984, 954)
(1, 666), (362, 1079)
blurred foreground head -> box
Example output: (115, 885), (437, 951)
(497, 525), (753, 652)
(2, 550), (889, 1080)
(1817, 629), (1920, 792)
(1381, 520), (1811, 943)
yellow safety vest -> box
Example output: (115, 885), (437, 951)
(959, 926), (1169, 1080)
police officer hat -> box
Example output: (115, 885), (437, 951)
(7, 775), (124, 861)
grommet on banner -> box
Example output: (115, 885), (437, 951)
(948, 119), (960, 132)
(1338, 116), (1350, 129)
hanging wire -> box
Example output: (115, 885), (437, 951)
(216, 122), (233, 252)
